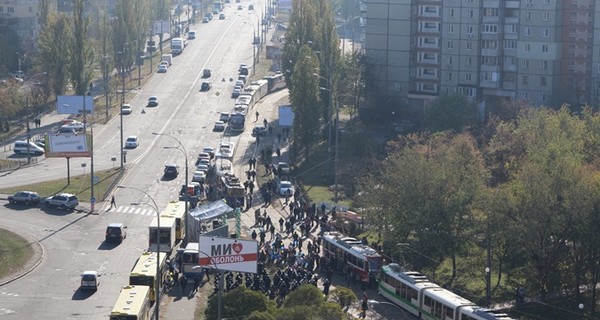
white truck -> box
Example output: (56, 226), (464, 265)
(148, 216), (176, 253)
(171, 37), (186, 55)
(161, 54), (173, 66)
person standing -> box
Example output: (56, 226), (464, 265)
(110, 195), (116, 210)
(180, 275), (188, 295)
(255, 111), (259, 121)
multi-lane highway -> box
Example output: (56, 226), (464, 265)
(0, 1), (269, 318)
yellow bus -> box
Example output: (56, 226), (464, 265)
(109, 285), (151, 320)
(129, 251), (168, 302)
(161, 200), (186, 241)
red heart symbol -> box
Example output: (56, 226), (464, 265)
(232, 242), (243, 254)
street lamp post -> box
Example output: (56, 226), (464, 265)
(196, 250), (224, 320)
(153, 132), (189, 245)
(318, 83), (339, 202)
(117, 185), (160, 320)
(118, 43), (128, 170)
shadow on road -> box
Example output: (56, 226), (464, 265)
(71, 287), (96, 300)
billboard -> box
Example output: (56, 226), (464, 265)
(153, 20), (171, 35)
(198, 236), (258, 273)
(57, 96), (94, 114)
(45, 134), (91, 158)
(278, 105), (294, 127)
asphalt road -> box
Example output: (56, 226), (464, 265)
(0, 1), (270, 318)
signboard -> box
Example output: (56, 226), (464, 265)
(45, 133), (91, 158)
(153, 20), (171, 35)
(198, 236), (258, 273)
(278, 105), (294, 127)
(57, 96), (94, 114)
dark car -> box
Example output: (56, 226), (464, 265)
(200, 81), (212, 91)
(252, 125), (267, 136)
(164, 164), (179, 178)
(8, 191), (40, 205)
(105, 223), (127, 243)
(202, 68), (212, 78)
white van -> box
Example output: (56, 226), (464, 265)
(14, 140), (44, 156)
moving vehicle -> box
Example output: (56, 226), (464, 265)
(148, 216), (176, 253)
(235, 93), (254, 108)
(187, 30), (197, 39)
(239, 64), (249, 76)
(277, 180), (295, 196)
(248, 3), (254, 10)
(277, 162), (291, 175)
(147, 96), (159, 107)
(379, 263), (518, 320)
(125, 136), (139, 149)
(45, 193), (79, 210)
(161, 54), (173, 66)
(205, 12), (214, 20)
(179, 242), (202, 278)
(121, 104), (132, 115)
(219, 13), (225, 20)
(160, 200), (187, 241)
(163, 164), (179, 178)
(321, 231), (383, 284)
(252, 125), (267, 136)
(265, 73), (287, 92)
(13, 141), (44, 156)
(109, 285), (151, 320)
(171, 37), (186, 55)
(105, 223), (127, 243)
(202, 17), (210, 23)
(157, 65), (168, 73)
(80, 271), (99, 291)
(237, 5), (243, 9)
(8, 191), (40, 205)
(200, 81), (212, 91)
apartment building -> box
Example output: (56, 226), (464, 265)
(0, 0), (43, 52)
(364, 0), (599, 111)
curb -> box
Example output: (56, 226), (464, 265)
(0, 227), (45, 287)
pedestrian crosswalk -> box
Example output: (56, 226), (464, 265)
(107, 205), (156, 216)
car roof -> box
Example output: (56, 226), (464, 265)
(82, 270), (98, 276)
(165, 164), (177, 167)
(149, 96), (158, 99)
(108, 223), (124, 228)
(127, 135), (137, 139)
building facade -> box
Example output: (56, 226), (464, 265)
(364, 0), (600, 111)
(0, 0), (44, 53)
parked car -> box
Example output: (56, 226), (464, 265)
(105, 223), (127, 243)
(147, 96), (159, 107)
(121, 104), (132, 115)
(45, 193), (79, 210)
(80, 271), (99, 291)
(197, 158), (211, 168)
(202, 17), (209, 23)
(157, 65), (168, 73)
(61, 121), (85, 132)
(237, 5), (243, 10)
(196, 164), (210, 173)
(202, 147), (215, 158)
(163, 164), (179, 178)
(8, 191), (40, 205)
(56, 127), (77, 135)
(248, 4), (254, 10)
(277, 162), (291, 175)
(200, 81), (212, 91)
(252, 125), (267, 136)
(219, 112), (230, 122)
(277, 181), (295, 196)
(187, 30), (197, 39)
(125, 136), (139, 149)
(219, 13), (225, 20)
(192, 170), (206, 183)
(213, 121), (226, 132)
(202, 68), (212, 78)
(232, 87), (241, 98)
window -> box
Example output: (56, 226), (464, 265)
(483, 8), (498, 17)
(467, 25), (474, 34)
(449, 9), (455, 17)
(0, 6), (3, 13)
(448, 72), (453, 81)
(469, 10), (474, 18)
(524, 28), (531, 36)
(542, 45), (548, 53)
(543, 28), (549, 37)
(543, 60), (548, 70)
(466, 73), (472, 81)
(447, 41), (454, 49)
(504, 40), (517, 49)
(523, 59), (529, 69)
(525, 43), (531, 52)
(482, 24), (498, 33)
(447, 57), (453, 65)
(467, 57), (472, 66)
(8, 6), (14, 13)
(541, 93), (547, 101)
(395, 83), (401, 92)
(540, 76), (547, 86)
(505, 24), (518, 33)
(448, 25), (454, 33)
(522, 75), (529, 85)
(543, 12), (550, 21)
(466, 42), (472, 50)
(526, 12), (532, 21)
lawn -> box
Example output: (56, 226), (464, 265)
(0, 229), (33, 280)
(0, 168), (123, 202)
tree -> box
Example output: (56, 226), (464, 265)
(282, 0), (318, 91)
(282, 284), (325, 309)
(424, 95), (478, 131)
(36, 13), (72, 96)
(69, 0), (94, 95)
(204, 286), (274, 319)
(290, 45), (321, 162)
(330, 287), (357, 311)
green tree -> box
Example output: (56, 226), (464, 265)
(37, 13), (72, 96)
(424, 95), (478, 131)
(290, 45), (321, 162)
(69, 0), (94, 95)
(204, 286), (274, 319)
(282, 0), (318, 91)
(282, 284), (325, 309)
(0, 26), (21, 75)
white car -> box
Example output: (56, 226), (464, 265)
(197, 158), (211, 168)
(157, 65), (168, 73)
(121, 104), (132, 115)
(196, 164), (210, 173)
(61, 121), (85, 131)
(80, 271), (99, 291)
(278, 181), (295, 196)
(213, 121), (226, 131)
(147, 96), (159, 107)
(215, 141), (235, 159)
(192, 170), (206, 183)
(125, 136), (139, 149)
(202, 147), (215, 157)
(187, 30), (197, 39)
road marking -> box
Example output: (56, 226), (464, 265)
(107, 206), (154, 216)
(0, 291), (19, 297)
(134, 208), (141, 215)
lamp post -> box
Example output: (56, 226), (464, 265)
(195, 250), (224, 320)
(25, 72), (47, 164)
(153, 132), (189, 245)
(117, 185), (160, 320)
(118, 43), (128, 170)
(318, 83), (339, 203)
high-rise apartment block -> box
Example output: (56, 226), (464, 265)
(364, 0), (599, 111)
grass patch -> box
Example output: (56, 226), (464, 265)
(0, 228), (33, 280)
(0, 168), (122, 202)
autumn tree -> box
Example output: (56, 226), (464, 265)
(37, 13), (72, 96)
(424, 95), (478, 131)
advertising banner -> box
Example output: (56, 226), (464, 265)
(57, 96), (94, 114)
(45, 134), (91, 158)
(198, 236), (258, 273)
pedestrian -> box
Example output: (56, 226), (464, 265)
(276, 148), (281, 158)
(278, 217), (284, 232)
(110, 195), (116, 210)
(248, 158), (253, 170)
(248, 181), (255, 195)
(180, 275), (188, 294)
(255, 209), (261, 226)
(251, 229), (257, 241)
(269, 224), (275, 240)
(361, 294), (369, 318)
(263, 118), (268, 127)
(255, 111), (259, 121)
